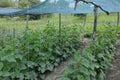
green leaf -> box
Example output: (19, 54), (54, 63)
(25, 71), (37, 80)
(67, 65), (75, 73)
(1, 54), (16, 62)
(80, 66), (90, 75)
(26, 61), (37, 68)
(2, 71), (10, 77)
(15, 54), (23, 60)
(0, 62), (3, 70)
(35, 47), (40, 52)
(89, 70), (96, 77)
(97, 54), (104, 58)
(15, 73), (24, 80)
(57, 77), (70, 80)
(99, 70), (105, 80)
(77, 75), (84, 80)
(81, 59), (90, 68)
(19, 63), (27, 70)
(47, 64), (54, 71)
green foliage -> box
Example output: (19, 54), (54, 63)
(18, 0), (30, 8)
(0, 0), (14, 7)
(18, 0), (40, 8)
(0, 23), (82, 80)
(74, 14), (87, 19)
(18, 0), (43, 20)
(60, 26), (116, 80)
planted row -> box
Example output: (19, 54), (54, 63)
(0, 24), (82, 80)
(59, 27), (116, 80)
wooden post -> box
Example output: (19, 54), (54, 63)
(116, 12), (119, 35)
(1, 27), (5, 48)
(13, 28), (15, 38)
(25, 5), (30, 33)
(82, 14), (87, 41)
(59, 14), (62, 44)
(93, 6), (98, 41)
(25, 14), (29, 33)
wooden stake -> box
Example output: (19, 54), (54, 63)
(82, 14), (87, 41)
(116, 12), (119, 35)
(25, 14), (29, 33)
(59, 14), (61, 44)
(93, 6), (98, 41)
(13, 28), (15, 38)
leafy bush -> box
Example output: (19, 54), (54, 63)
(0, 24), (82, 80)
(59, 27), (116, 80)
(74, 14), (87, 19)
(0, 0), (14, 7)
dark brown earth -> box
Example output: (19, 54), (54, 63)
(107, 40), (120, 80)
(45, 39), (120, 80)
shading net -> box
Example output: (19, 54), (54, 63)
(0, 8), (21, 16)
(1, 0), (120, 16)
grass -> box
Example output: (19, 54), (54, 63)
(86, 13), (118, 22)
(0, 13), (120, 35)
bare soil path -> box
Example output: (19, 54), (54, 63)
(107, 40), (120, 80)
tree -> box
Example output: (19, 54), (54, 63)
(18, 0), (51, 20)
(28, 0), (40, 6)
(18, 0), (42, 20)
(18, 0), (40, 8)
(0, 0), (14, 7)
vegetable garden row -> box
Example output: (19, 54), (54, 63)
(0, 20), (118, 80)
(0, 22), (82, 80)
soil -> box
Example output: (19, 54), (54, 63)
(107, 40), (120, 80)
(45, 39), (120, 80)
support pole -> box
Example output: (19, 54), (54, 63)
(93, 6), (98, 41)
(82, 14), (87, 41)
(13, 28), (15, 38)
(59, 14), (61, 44)
(25, 14), (29, 33)
(116, 12), (119, 35)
